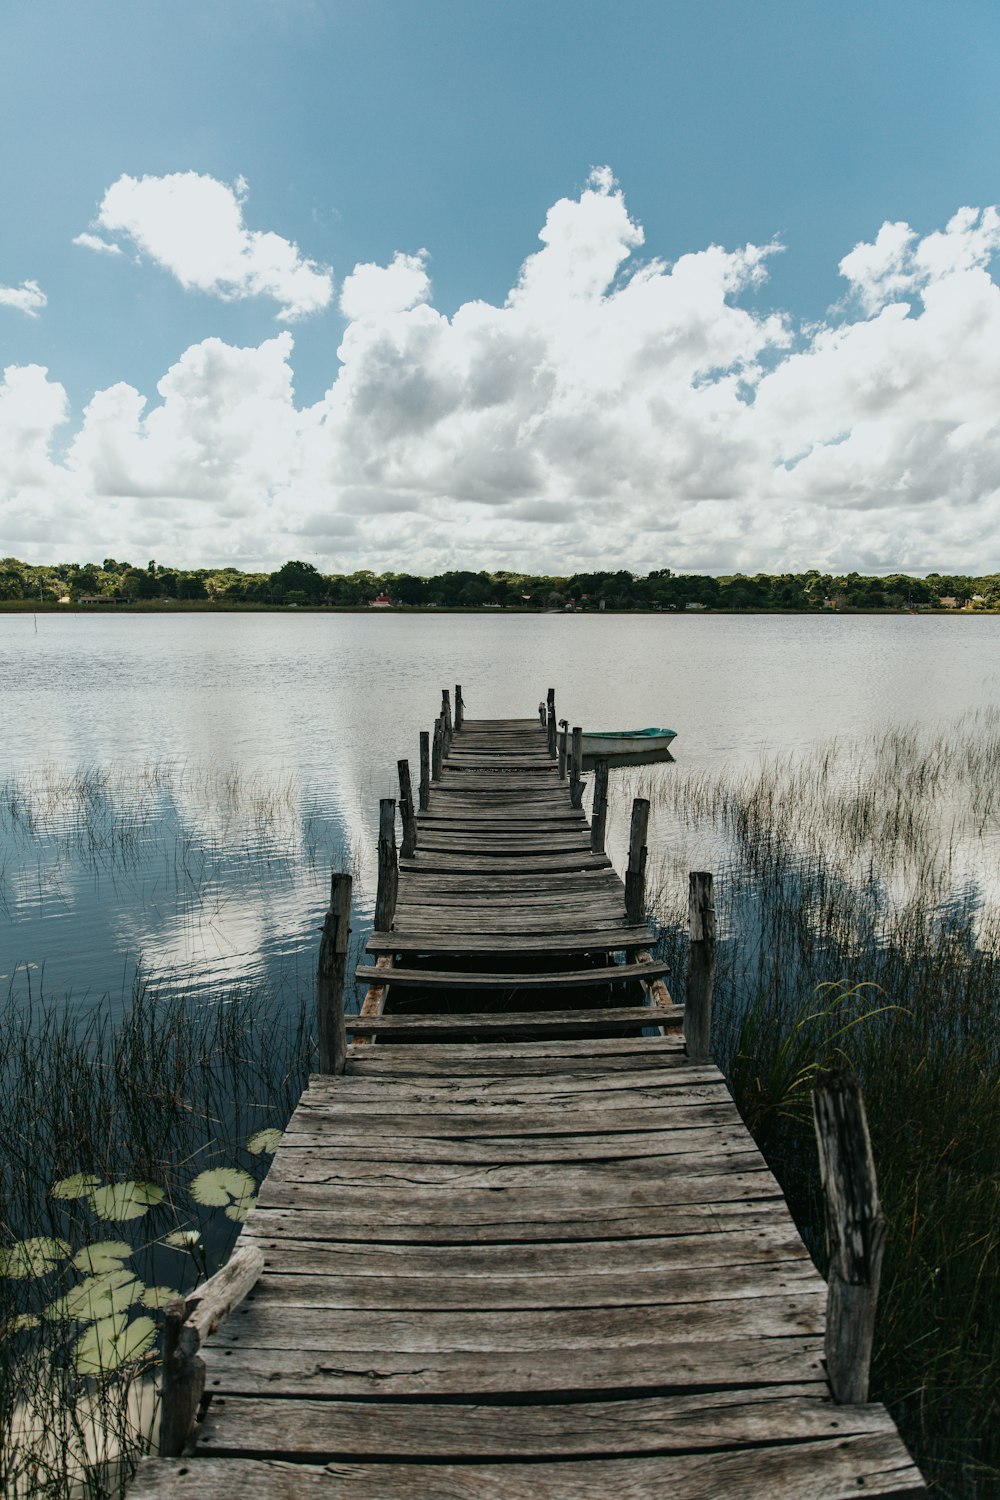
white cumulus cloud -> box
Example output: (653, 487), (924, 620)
(86, 172), (333, 320)
(8, 172), (1000, 575)
(0, 280), (47, 317)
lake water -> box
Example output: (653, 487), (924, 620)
(3, 610), (999, 1012)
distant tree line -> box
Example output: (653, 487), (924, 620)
(2, 556), (998, 611)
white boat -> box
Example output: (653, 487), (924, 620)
(581, 727), (677, 768)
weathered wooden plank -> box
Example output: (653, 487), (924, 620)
(194, 1385), (892, 1461)
(365, 927), (653, 955)
(256, 1167), (782, 1217)
(343, 1035), (685, 1064)
(243, 1198), (800, 1244)
(213, 1291), (826, 1357)
(352, 962), (669, 991)
(240, 1224), (814, 1277)
(231, 1259), (822, 1315)
(196, 1332), (828, 1399)
(135, 1434), (928, 1497)
(264, 1146), (766, 1195)
(288, 1100), (742, 1138)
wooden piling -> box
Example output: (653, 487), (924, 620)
(624, 797), (650, 923)
(397, 760), (417, 858)
(813, 1068), (887, 1404)
(538, 701), (546, 725)
(159, 1247), (264, 1457)
(441, 689), (452, 754)
(569, 726), (584, 809)
(558, 720), (568, 780)
(432, 717), (443, 780)
(591, 757), (609, 853)
(546, 687), (556, 757)
(685, 871), (715, 1062)
(316, 871), (352, 1074)
(418, 731), (431, 811)
(374, 798), (398, 932)
(455, 684), (464, 729)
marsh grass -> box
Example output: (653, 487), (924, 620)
(0, 975), (312, 1498)
(612, 714), (1000, 1495)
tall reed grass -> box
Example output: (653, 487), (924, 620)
(0, 975), (312, 1498)
(618, 711), (1000, 1496)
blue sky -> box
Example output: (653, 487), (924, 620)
(3, 0), (1000, 574)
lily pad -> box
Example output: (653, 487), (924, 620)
(0, 1237), (70, 1279)
(226, 1193), (257, 1224)
(75, 1313), (157, 1375)
(72, 1241), (133, 1275)
(247, 1128), (282, 1156)
(88, 1181), (165, 1222)
(44, 1270), (144, 1324)
(51, 1173), (102, 1201)
(189, 1168), (256, 1218)
(139, 1284), (181, 1310)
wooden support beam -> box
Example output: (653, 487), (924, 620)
(546, 687), (556, 758)
(316, 871), (351, 1074)
(374, 798), (398, 933)
(558, 720), (568, 780)
(159, 1247), (264, 1457)
(625, 797), (650, 923)
(397, 760), (417, 858)
(432, 718), (444, 781)
(591, 757), (609, 854)
(813, 1068), (887, 1404)
(418, 731), (431, 811)
(685, 872), (715, 1062)
(570, 726), (584, 809)
(455, 684), (464, 730)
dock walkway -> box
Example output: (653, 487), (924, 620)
(134, 710), (925, 1497)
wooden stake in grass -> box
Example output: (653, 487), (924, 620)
(570, 726), (584, 809)
(625, 797), (650, 923)
(813, 1068), (887, 1404)
(685, 871), (715, 1062)
(316, 871), (351, 1074)
(591, 757), (609, 853)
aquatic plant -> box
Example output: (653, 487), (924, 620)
(0, 975), (310, 1498)
(621, 714), (1000, 1496)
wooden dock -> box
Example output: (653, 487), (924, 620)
(134, 699), (925, 1497)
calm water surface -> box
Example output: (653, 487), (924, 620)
(2, 611), (998, 1010)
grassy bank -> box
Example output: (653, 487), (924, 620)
(624, 714), (1000, 1496)
(0, 978), (312, 1498)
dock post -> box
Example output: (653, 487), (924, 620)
(160, 1247), (264, 1457)
(624, 797), (650, 923)
(558, 720), (568, 779)
(418, 731), (431, 810)
(569, 726), (584, 808)
(397, 760), (417, 858)
(432, 717), (444, 780)
(374, 798), (398, 931)
(538, 701), (546, 725)
(591, 758), (609, 853)
(316, 871), (352, 1074)
(455, 684), (464, 729)
(441, 689), (452, 754)
(685, 872), (715, 1061)
(813, 1069), (887, 1404)
(546, 687), (556, 757)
